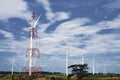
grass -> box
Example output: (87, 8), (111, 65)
(0, 73), (120, 80)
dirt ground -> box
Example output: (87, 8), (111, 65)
(34, 77), (46, 80)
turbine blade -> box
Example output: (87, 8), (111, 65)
(33, 14), (41, 28)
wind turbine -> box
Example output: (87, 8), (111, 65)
(29, 13), (41, 76)
(9, 58), (17, 75)
(92, 56), (95, 75)
(65, 46), (69, 76)
(91, 32), (97, 75)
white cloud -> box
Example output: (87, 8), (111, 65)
(0, 0), (31, 21)
(22, 27), (29, 32)
(0, 30), (14, 39)
(0, 39), (28, 53)
(37, 0), (55, 20)
(95, 15), (120, 29)
(84, 33), (120, 54)
(55, 12), (70, 21)
(37, 0), (52, 12)
(38, 15), (120, 57)
(106, 16), (120, 29)
(37, 0), (70, 21)
(54, 18), (91, 36)
(46, 12), (55, 21)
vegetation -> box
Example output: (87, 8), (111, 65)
(68, 63), (88, 80)
(0, 72), (120, 80)
(0, 73), (42, 80)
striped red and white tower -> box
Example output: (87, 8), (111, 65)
(23, 13), (41, 75)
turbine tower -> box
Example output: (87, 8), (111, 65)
(10, 58), (16, 75)
(23, 13), (41, 75)
(11, 59), (15, 75)
(66, 47), (69, 76)
(92, 56), (95, 75)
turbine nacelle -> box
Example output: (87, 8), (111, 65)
(29, 13), (41, 29)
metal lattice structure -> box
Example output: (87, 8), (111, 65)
(23, 13), (41, 75)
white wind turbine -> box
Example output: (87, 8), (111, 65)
(65, 47), (69, 76)
(9, 58), (17, 75)
(91, 33), (97, 75)
(92, 55), (95, 75)
(65, 43), (69, 76)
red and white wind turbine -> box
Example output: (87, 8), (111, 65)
(28, 13), (41, 75)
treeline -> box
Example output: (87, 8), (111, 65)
(0, 71), (61, 75)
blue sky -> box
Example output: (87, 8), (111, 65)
(0, 0), (120, 74)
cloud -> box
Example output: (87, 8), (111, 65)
(37, 15), (120, 57)
(54, 18), (91, 35)
(37, 0), (52, 12)
(37, 0), (55, 20)
(22, 27), (29, 32)
(106, 16), (120, 29)
(0, 30), (14, 39)
(0, 38), (27, 53)
(55, 12), (70, 21)
(85, 34), (120, 54)
(0, 0), (31, 21)
(37, 0), (70, 21)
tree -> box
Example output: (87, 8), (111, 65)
(68, 64), (88, 80)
